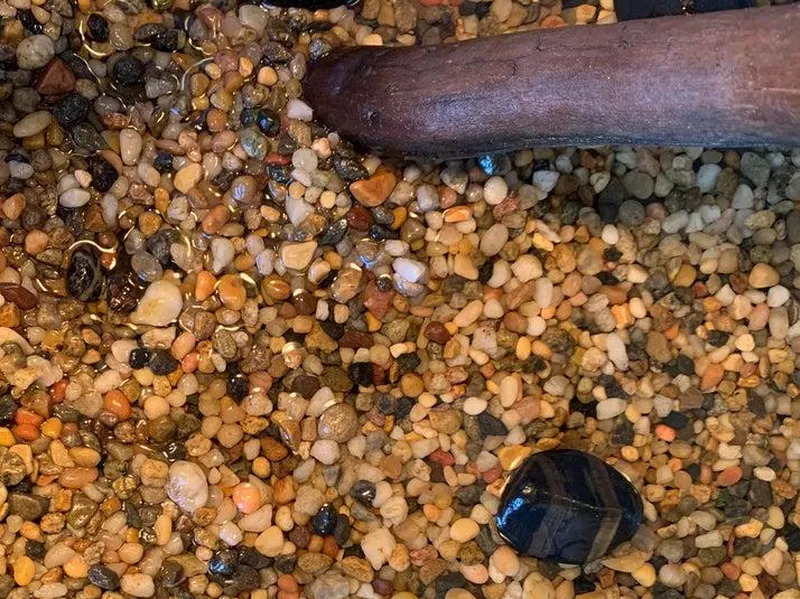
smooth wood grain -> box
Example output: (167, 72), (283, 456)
(304, 5), (800, 159)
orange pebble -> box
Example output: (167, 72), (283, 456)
(232, 482), (262, 514)
(195, 271), (216, 301)
(721, 562), (740, 580)
(717, 466), (742, 487)
(104, 389), (132, 420)
(15, 408), (43, 426)
(655, 424), (676, 442)
(50, 378), (68, 402)
(181, 352), (199, 373)
(321, 536), (338, 558)
(13, 424), (40, 441)
(277, 575), (299, 593)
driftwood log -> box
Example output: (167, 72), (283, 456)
(304, 5), (800, 159)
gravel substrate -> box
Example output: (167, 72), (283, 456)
(0, 1), (799, 599)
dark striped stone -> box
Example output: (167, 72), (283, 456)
(495, 449), (643, 564)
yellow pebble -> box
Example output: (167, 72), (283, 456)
(0, 427), (15, 446)
(14, 555), (36, 586)
(40, 417), (62, 439)
(64, 555), (89, 578)
(365, 312), (382, 332)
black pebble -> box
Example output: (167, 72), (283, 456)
(149, 350), (178, 375)
(129, 347), (151, 369)
(348, 362), (373, 387)
(208, 549), (238, 582)
(106, 270), (145, 313)
(395, 353), (420, 374)
(274, 556), (297, 573)
(112, 55), (145, 85)
(394, 397), (414, 421)
(19, 10), (43, 34)
(237, 546), (273, 569)
(333, 514), (351, 545)
(225, 566), (259, 594)
(312, 503), (337, 535)
(319, 218), (348, 246)
(611, 420), (634, 445)
(88, 565), (120, 590)
(88, 155), (119, 192)
(153, 151), (173, 174)
(162, 441), (186, 462)
(320, 320), (344, 340)
(0, 395), (17, 424)
(663, 411), (689, 430)
(256, 109), (281, 136)
(25, 540), (46, 560)
(67, 248), (103, 302)
(476, 412), (508, 437)
(573, 576), (596, 594)
(53, 93), (90, 128)
(708, 330), (729, 347)
(333, 153), (368, 181)
(783, 524), (800, 551)
(158, 560), (186, 588)
(435, 572), (482, 599)
(87, 13), (110, 42)
(228, 373), (249, 401)
(147, 229), (179, 266)
(349, 480), (376, 506)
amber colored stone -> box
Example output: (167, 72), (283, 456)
(104, 389), (132, 420)
(261, 275), (291, 301)
(349, 170), (396, 207)
(217, 274), (247, 311)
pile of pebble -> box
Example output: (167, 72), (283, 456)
(0, 0), (799, 599)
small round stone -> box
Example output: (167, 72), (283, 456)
(112, 55), (145, 85)
(17, 35), (55, 69)
(318, 403), (359, 442)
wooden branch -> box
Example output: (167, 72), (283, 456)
(303, 5), (800, 159)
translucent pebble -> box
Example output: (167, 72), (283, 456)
(292, 148), (318, 172)
(131, 252), (163, 283)
(124, 229), (145, 254)
(210, 237), (235, 273)
(286, 99), (313, 121)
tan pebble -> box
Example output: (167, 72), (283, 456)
(602, 550), (648, 573)
(173, 163), (204, 193)
(280, 241), (317, 270)
(450, 518), (479, 543)
(748, 263), (779, 288)
(350, 170), (396, 207)
(490, 545), (519, 577)
(453, 300), (483, 328)
(632, 563), (656, 587)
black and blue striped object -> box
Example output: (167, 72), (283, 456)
(496, 449), (643, 564)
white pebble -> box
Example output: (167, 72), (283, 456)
(286, 99), (313, 121)
(483, 176), (508, 205)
